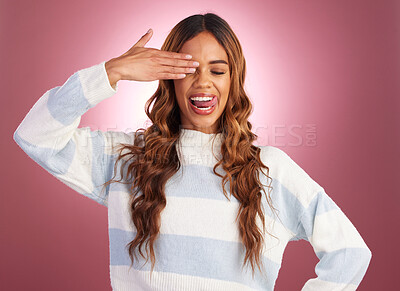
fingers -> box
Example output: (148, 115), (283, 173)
(156, 50), (193, 60)
(157, 64), (198, 79)
(154, 62), (195, 79)
(152, 53), (199, 80)
(115, 28), (201, 82)
(155, 57), (199, 68)
(157, 72), (187, 80)
(133, 28), (153, 48)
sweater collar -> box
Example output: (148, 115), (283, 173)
(177, 128), (224, 166)
(179, 128), (223, 146)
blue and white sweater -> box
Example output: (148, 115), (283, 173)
(13, 61), (372, 291)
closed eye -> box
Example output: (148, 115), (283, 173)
(186, 70), (226, 75)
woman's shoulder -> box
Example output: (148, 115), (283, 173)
(257, 145), (296, 171)
(100, 130), (137, 155)
(257, 145), (324, 205)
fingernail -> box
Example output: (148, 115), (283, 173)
(147, 28), (152, 34)
(185, 55), (192, 59)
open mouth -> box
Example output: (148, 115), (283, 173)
(188, 95), (217, 115)
(189, 96), (217, 110)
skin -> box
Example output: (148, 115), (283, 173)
(105, 28), (200, 88)
(173, 31), (231, 134)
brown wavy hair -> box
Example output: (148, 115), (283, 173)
(103, 12), (276, 279)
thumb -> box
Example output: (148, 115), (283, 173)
(133, 28), (153, 48)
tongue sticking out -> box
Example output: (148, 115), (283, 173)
(192, 97), (217, 108)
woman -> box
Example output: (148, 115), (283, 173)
(14, 13), (371, 291)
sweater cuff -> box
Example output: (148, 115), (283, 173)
(77, 60), (119, 107)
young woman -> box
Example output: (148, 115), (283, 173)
(14, 13), (371, 291)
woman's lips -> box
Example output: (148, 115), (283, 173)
(190, 96), (217, 108)
(189, 100), (217, 115)
(188, 93), (218, 115)
(189, 93), (216, 98)
(189, 93), (217, 107)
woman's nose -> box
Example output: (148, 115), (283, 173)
(193, 70), (212, 88)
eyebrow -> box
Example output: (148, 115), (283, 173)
(208, 60), (228, 65)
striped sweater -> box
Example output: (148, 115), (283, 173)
(13, 61), (372, 291)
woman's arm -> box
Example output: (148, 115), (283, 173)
(260, 146), (372, 290)
(13, 62), (132, 206)
(293, 188), (372, 290)
(13, 29), (200, 207)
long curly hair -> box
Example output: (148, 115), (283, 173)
(103, 12), (276, 279)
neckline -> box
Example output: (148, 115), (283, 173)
(179, 128), (224, 146)
(177, 128), (224, 166)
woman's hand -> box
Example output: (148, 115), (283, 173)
(105, 28), (199, 87)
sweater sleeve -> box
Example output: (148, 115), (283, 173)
(295, 188), (372, 290)
(13, 61), (134, 207)
(260, 146), (372, 290)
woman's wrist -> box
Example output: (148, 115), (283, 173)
(105, 58), (122, 88)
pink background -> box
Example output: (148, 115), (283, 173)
(2, 0), (399, 290)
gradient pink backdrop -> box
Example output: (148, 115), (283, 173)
(2, 0), (399, 290)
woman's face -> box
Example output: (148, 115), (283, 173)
(173, 31), (230, 134)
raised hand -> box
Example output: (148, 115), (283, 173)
(105, 29), (199, 87)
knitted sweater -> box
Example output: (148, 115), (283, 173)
(13, 61), (372, 291)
